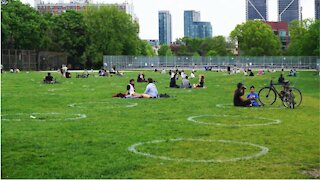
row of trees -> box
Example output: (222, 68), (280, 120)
(158, 36), (234, 57)
(1, 0), (154, 68)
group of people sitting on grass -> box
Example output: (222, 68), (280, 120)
(233, 83), (260, 107)
(113, 78), (167, 98)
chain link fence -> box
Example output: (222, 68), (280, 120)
(103, 56), (319, 70)
(1, 49), (67, 71)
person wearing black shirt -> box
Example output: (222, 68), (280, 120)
(137, 72), (147, 82)
(169, 73), (180, 88)
(233, 83), (252, 107)
(193, 75), (205, 88)
(278, 74), (285, 83)
(43, 72), (55, 84)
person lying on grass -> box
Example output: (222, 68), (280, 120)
(233, 82), (252, 107)
(246, 86), (260, 107)
(141, 78), (159, 98)
(43, 72), (56, 84)
(193, 75), (205, 88)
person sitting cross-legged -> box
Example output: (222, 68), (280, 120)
(142, 78), (158, 98)
(43, 72), (56, 84)
(233, 83), (252, 107)
(246, 86), (260, 107)
(181, 76), (192, 89)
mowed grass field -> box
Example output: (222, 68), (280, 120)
(1, 69), (319, 178)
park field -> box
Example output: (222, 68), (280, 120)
(1, 70), (319, 178)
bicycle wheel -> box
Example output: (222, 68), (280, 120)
(258, 87), (277, 106)
(283, 87), (302, 108)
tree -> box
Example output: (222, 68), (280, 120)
(139, 40), (155, 56)
(200, 36), (230, 56)
(51, 10), (87, 68)
(287, 19), (320, 56)
(206, 50), (218, 56)
(83, 6), (141, 67)
(230, 20), (281, 56)
(1, 0), (44, 49)
(158, 45), (173, 56)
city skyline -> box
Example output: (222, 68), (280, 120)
(158, 11), (172, 45)
(21, 0), (316, 40)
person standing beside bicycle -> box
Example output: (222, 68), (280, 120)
(233, 83), (252, 107)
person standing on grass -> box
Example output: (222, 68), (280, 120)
(142, 78), (158, 98)
(233, 83), (252, 107)
(246, 86), (260, 107)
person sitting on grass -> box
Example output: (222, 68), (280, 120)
(181, 76), (192, 89)
(193, 75), (205, 88)
(246, 86), (260, 107)
(125, 79), (142, 98)
(43, 72), (56, 84)
(190, 71), (195, 79)
(137, 72), (147, 82)
(233, 83), (252, 107)
(142, 78), (158, 98)
(170, 73), (180, 88)
(278, 74), (287, 84)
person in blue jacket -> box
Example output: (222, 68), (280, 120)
(247, 86), (260, 107)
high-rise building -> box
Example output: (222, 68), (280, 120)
(184, 10), (200, 37)
(158, 11), (172, 45)
(192, 22), (212, 38)
(278, 0), (300, 23)
(184, 10), (212, 38)
(316, 0), (320, 19)
(246, 0), (268, 21)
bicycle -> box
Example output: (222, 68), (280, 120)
(258, 80), (302, 109)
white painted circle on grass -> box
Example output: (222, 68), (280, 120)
(1, 112), (87, 122)
(68, 101), (138, 108)
(187, 115), (281, 127)
(216, 103), (286, 109)
(128, 138), (269, 163)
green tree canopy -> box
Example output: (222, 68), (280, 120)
(1, 0), (44, 49)
(230, 20), (281, 56)
(287, 19), (320, 56)
(158, 45), (173, 56)
(83, 6), (141, 67)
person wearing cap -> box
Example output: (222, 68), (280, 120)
(233, 82), (252, 107)
(246, 86), (260, 107)
(142, 78), (159, 98)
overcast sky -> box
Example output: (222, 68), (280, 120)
(21, 0), (316, 40)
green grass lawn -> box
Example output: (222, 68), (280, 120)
(1, 70), (319, 178)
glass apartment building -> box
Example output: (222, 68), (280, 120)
(184, 10), (212, 38)
(316, 0), (320, 19)
(246, 0), (268, 21)
(158, 11), (172, 45)
(184, 10), (201, 37)
(191, 22), (212, 38)
(278, 0), (300, 23)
